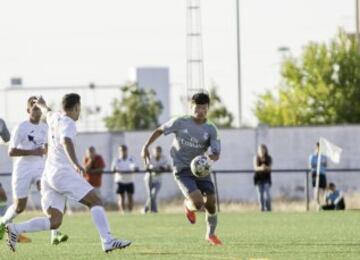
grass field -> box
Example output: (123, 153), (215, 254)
(0, 211), (359, 260)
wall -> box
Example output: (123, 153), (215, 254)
(1, 125), (359, 208)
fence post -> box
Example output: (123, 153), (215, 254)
(305, 170), (309, 211)
(212, 171), (220, 212)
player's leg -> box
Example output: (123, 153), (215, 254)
(0, 173), (32, 241)
(6, 207), (63, 252)
(198, 176), (222, 246)
(143, 174), (151, 213)
(5, 177), (66, 253)
(1, 171), (31, 225)
(127, 183), (134, 212)
(203, 193), (222, 245)
(264, 183), (272, 211)
(116, 183), (125, 213)
(151, 181), (161, 213)
(175, 169), (205, 224)
(79, 189), (132, 252)
(0, 183), (7, 217)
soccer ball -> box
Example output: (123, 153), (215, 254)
(190, 155), (211, 177)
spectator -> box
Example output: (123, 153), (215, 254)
(83, 146), (105, 198)
(0, 118), (10, 217)
(253, 144), (272, 212)
(143, 146), (171, 213)
(112, 145), (138, 213)
(309, 142), (328, 205)
(322, 182), (345, 210)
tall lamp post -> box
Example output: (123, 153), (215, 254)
(236, 0), (242, 127)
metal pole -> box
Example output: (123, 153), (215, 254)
(356, 0), (360, 51)
(212, 171), (220, 212)
(236, 0), (242, 127)
(305, 170), (309, 211)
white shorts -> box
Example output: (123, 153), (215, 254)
(41, 167), (93, 214)
(12, 167), (43, 199)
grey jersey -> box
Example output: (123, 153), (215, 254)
(0, 118), (10, 142)
(160, 116), (221, 173)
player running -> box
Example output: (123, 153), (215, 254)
(0, 97), (68, 244)
(5, 94), (131, 253)
(141, 92), (222, 245)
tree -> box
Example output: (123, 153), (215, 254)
(104, 83), (163, 130)
(254, 30), (360, 126)
(208, 84), (234, 128)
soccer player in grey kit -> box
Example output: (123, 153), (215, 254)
(141, 92), (222, 245)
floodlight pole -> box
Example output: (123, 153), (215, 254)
(236, 0), (242, 127)
(356, 0), (360, 51)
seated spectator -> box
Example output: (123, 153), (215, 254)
(83, 146), (105, 198)
(143, 146), (171, 213)
(322, 182), (345, 210)
(112, 145), (138, 213)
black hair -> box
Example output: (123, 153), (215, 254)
(120, 144), (128, 150)
(62, 93), (81, 111)
(191, 92), (210, 105)
(329, 182), (336, 189)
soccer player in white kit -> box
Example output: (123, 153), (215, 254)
(0, 96), (67, 244)
(5, 94), (131, 253)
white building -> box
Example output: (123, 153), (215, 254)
(134, 67), (170, 124)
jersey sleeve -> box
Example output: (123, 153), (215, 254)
(0, 119), (10, 142)
(159, 117), (180, 135)
(209, 125), (221, 155)
(8, 124), (23, 149)
(59, 119), (77, 142)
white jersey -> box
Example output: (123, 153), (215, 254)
(112, 156), (137, 183)
(46, 112), (77, 172)
(146, 155), (170, 182)
(9, 120), (48, 171)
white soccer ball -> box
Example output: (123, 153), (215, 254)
(190, 155), (211, 177)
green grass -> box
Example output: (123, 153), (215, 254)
(0, 211), (359, 260)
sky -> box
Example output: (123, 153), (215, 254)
(0, 0), (356, 128)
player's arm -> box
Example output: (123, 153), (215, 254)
(34, 96), (52, 121)
(208, 126), (220, 161)
(8, 147), (46, 157)
(8, 125), (46, 157)
(0, 119), (10, 143)
(62, 137), (84, 174)
(141, 128), (164, 163)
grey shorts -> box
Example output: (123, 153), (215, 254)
(174, 168), (215, 197)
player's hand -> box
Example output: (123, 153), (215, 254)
(32, 147), (47, 156)
(208, 154), (219, 161)
(74, 164), (85, 175)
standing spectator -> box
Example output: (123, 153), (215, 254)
(143, 146), (171, 213)
(83, 146), (105, 198)
(112, 145), (137, 213)
(309, 142), (328, 205)
(253, 144), (272, 212)
(0, 118), (10, 217)
(321, 182), (345, 210)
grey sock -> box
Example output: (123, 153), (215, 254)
(206, 213), (218, 236)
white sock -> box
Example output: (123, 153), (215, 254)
(14, 217), (50, 234)
(185, 199), (197, 211)
(90, 206), (112, 243)
(1, 204), (17, 224)
(51, 229), (60, 237)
